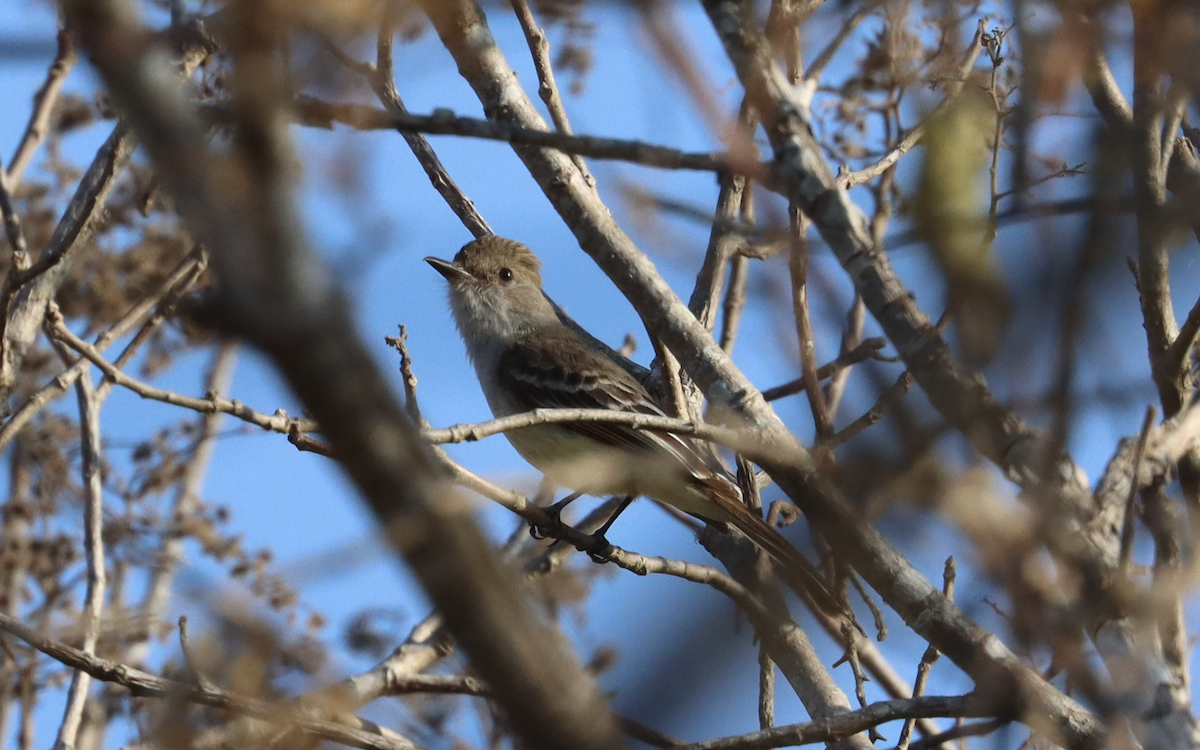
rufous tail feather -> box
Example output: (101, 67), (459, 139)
(724, 504), (855, 623)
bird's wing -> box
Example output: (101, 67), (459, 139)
(495, 328), (717, 472)
(499, 329), (853, 621)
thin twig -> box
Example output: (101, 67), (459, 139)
(6, 28), (78, 187)
(829, 372), (914, 449)
(788, 207), (833, 441)
(824, 296), (867, 417)
(290, 97), (766, 179)
(898, 558), (955, 750)
(0, 612), (424, 750)
(0, 250), (204, 453)
(426, 409), (745, 449)
(385, 325), (423, 424)
(837, 21), (988, 189)
(650, 335), (690, 420)
(509, 0), (592, 183)
(833, 635), (881, 740)
(1119, 406), (1158, 570)
(53, 359), (105, 750)
(719, 185), (756, 353)
(688, 97), (758, 333)
(47, 313), (318, 434)
(363, 18), (492, 238)
(0, 166), (30, 271)
(849, 573), (887, 640)
(177, 614), (216, 691)
(718, 256), (749, 354)
(802, 3), (873, 88)
(617, 716), (687, 748)
(669, 695), (979, 750)
(1165, 291), (1200, 378)
(902, 719), (1008, 750)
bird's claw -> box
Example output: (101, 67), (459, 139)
(529, 494), (577, 540)
(586, 534), (615, 564)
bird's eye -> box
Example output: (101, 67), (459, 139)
(498, 268), (514, 283)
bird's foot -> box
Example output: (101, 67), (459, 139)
(581, 495), (633, 563)
(585, 533), (616, 564)
(529, 490), (584, 540)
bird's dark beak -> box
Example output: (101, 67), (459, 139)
(424, 256), (473, 284)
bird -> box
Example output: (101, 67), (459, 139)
(426, 235), (848, 618)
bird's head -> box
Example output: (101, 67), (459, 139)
(425, 236), (556, 344)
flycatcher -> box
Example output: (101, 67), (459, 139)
(426, 236), (845, 618)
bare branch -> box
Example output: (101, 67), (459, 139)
(52, 360), (105, 750)
(1119, 406), (1158, 570)
(0, 124), (135, 417)
(787, 210), (833, 441)
(0, 166), (29, 273)
(385, 326), (423, 424)
(802, 4), (873, 88)
(67, 2), (626, 747)
(688, 99), (759, 332)
(509, 0), (592, 183)
(291, 97), (763, 177)
(47, 312), (317, 434)
(671, 695), (980, 750)
(828, 372), (914, 450)
(898, 558), (956, 750)
(837, 22), (988, 189)
(364, 17), (492, 238)
(824, 296), (867, 418)
(0, 249), (205, 454)
(0, 612), (425, 750)
(5, 28), (78, 187)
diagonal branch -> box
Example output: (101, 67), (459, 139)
(670, 695), (980, 750)
(65, 2), (626, 749)
(0, 611), (424, 750)
(367, 16), (492, 238)
(0, 124), (134, 418)
(509, 0), (592, 183)
(5, 28), (78, 188)
(416, 0), (1102, 746)
(0, 249), (205, 455)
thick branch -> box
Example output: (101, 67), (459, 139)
(0, 124), (134, 418)
(66, 2), (626, 749)
(417, 0), (1103, 745)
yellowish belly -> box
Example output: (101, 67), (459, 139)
(502, 423), (721, 519)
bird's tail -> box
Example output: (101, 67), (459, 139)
(678, 450), (855, 624)
(719, 498), (852, 622)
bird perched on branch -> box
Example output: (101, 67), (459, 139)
(426, 235), (848, 619)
